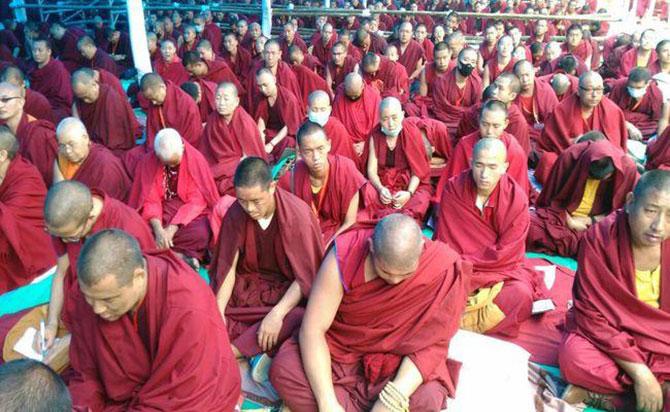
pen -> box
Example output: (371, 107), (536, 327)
(39, 320), (47, 361)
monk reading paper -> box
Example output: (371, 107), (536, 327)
(270, 214), (468, 411)
(528, 139), (639, 257)
(559, 170), (670, 412)
(211, 157), (322, 366)
(68, 229), (241, 411)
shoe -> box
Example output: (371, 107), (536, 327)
(249, 353), (272, 383)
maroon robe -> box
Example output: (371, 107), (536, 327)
(486, 57), (518, 84)
(561, 41), (593, 66)
(55, 27), (86, 72)
(646, 127), (670, 170)
(25, 88), (56, 124)
(29, 58), (73, 121)
(311, 33), (338, 67)
(200, 58), (244, 95)
(479, 41), (498, 66)
(200, 106), (268, 196)
(323, 116), (357, 162)
(292, 63), (331, 106)
(96, 68), (125, 98)
(68, 250), (241, 411)
(253, 85), (305, 160)
(177, 39), (198, 59)
(245, 60), (302, 113)
(210, 188), (323, 356)
(222, 46), (252, 85)
(0, 155), (56, 293)
(75, 83), (141, 154)
(280, 36), (308, 63)
(15, 113), (58, 186)
(326, 56), (358, 91)
(617, 48), (657, 79)
(191, 78), (217, 123)
(279, 154), (367, 242)
(404, 116), (453, 161)
(202, 22), (223, 54)
(87, 49), (120, 77)
(271, 227), (467, 411)
(62, 143), (131, 202)
(362, 57), (409, 104)
(154, 56), (190, 86)
(609, 79), (664, 139)
(393, 39), (425, 77)
(527, 140), (639, 257)
(456, 102), (532, 154)
(405, 63), (452, 118)
(420, 38), (435, 62)
(431, 68), (482, 133)
(513, 79), (560, 142)
(144, 81), (203, 151)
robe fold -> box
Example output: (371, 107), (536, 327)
(25, 88), (57, 124)
(608, 79), (664, 139)
(68, 250), (241, 411)
(15, 113), (58, 186)
(55, 27), (86, 72)
(279, 154), (367, 242)
(154, 56), (190, 86)
(512, 79), (559, 142)
(561, 41), (593, 66)
(362, 57), (409, 104)
(559, 210), (670, 394)
(292, 63), (331, 106)
(326, 56), (359, 91)
(527, 140), (639, 257)
(201, 58), (244, 95)
(405, 116), (453, 161)
(222, 47), (253, 86)
(646, 126), (670, 170)
(393, 40), (425, 77)
(618, 48), (657, 79)
(431, 68), (482, 133)
(280, 36), (308, 63)
(485, 57), (517, 84)
(332, 83), (380, 146)
(311, 34), (338, 67)
(210, 188), (323, 355)
(75, 83), (141, 153)
(29, 59), (73, 121)
(253, 85), (305, 160)
(271, 227), (468, 411)
(322, 116), (358, 163)
(88, 49), (120, 77)
(202, 22), (223, 54)
(245, 61), (302, 113)
(405, 63), (451, 118)
(200, 106), (267, 196)
(0, 156), (56, 293)
(144, 81), (203, 150)
(191, 78), (217, 123)
(456, 102), (531, 154)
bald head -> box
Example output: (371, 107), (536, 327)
(632, 170), (670, 204)
(256, 68), (277, 97)
(550, 73), (571, 96)
(371, 214), (424, 280)
(71, 68), (100, 103)
(472, 137), (509, 196)
(154, 128), (184, 165)
(0, 81), (24, 99)
(44, 181), (94, 231)
(0, 125), (18, 160)
(344, 72), (364, 99)
(473, 137), (507, 162)
(0, 65), (25, 87)
(140, 73), (165, 92)
(77, 229), (144, 288)
(308, 90), (330, 108)
(578, 71), (604, 109)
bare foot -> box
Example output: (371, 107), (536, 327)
(561, 384), (589, 404)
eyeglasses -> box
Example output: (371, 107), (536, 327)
(0, 96), (21, 104)
(579, 86), (604, 94)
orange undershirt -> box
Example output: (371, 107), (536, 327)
(57, 153), (81, 179)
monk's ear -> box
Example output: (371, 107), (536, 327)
(502, 161), (509, 174)
(268, 180), (277, 195)
(624, 191), (635, 213)
(132, 266), (147, 285)
(503, 118), (509, 129)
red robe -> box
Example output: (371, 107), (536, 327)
(199, 106), (267, 196)
(366, 122), (433, 222)
(200, 58), (244, 95)
(311, 33), (338, 67)
(485, 57), (518, 84)
(326, 56), (358, 91)
(177, 39), (198, 59)
(279, 154), (367, 242)
(63, 143), (132, 202)
(431, 68), (482, 133)
(191, 78), (217, 123)
(323, 116), (357, 162)
(222, 47), (252, 85)
(528, 140), (639, 257)
(254, 85), (305, 160)
(55, 27), (86, 72)
(96, 68), (125, 98)
(25, 88), (56, 124)
(393, 39), (425, 77)
(292, 63), (331, 106)
(0, 156), (56, 293)
(420, 38), (435, 62)
(88, 49), (120, 77)
(210, 188), (323, 356)
(271, 227), (467, 411)
(154, 56), (190, 86)
(559, 209), (670, 395)
(456, 102), (532, 154)
(438, 131), (529, 199)
(617, 48), (657, 79)
(280, 36), (308, 63)
(362, 57), (409, 104)
(405, 116), (453, 161)
(144, 81), (203, 150)
(512, 79), (560, 142)
(561, 41), (593, 65)
(245, 61), (302, 113)
(29, 58), (73, 121)
(332, 83), (381, 146)
(609, 79), (663, 139)
(68, 250), (241, 411)
(75, 83), (141, 154)
(202, 22), (223, 54)
(478, 41), (498, 66)
(646, 126), (670, 170)
(15, 113), (58, 186)
(405, 63), (452, 118)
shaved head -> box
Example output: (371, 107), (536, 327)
(216, 81), (239, 97)
(379, 96), (402, 114)
(234, 156), (272, 189)
(633, 170), (670, 203)
(0, 125), (19, 159)
(371, 214), (424, 276)
(0, 81), (24, 98)
(550, 73), (571, 95)
(154, 128), (184, 165)
(0, 65), (25, 87)
(77, 229), (144, 288)
(473, 137), (507, 162)
(344, 72), (364, 98)
(44, 181), (94, 231)
(308, 90), (330, 107)
(140, 72), (165, 92)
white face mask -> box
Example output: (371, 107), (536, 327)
(308, 109), (331, 127)
(627, 86), (647, 99)
(381, 124), (403, 137)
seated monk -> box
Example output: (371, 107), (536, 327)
(49, 23), (85, 73)
(360, 51), (409, 104)
(270, 214), (468, 411)
(0, 65), (56, 123)
(367, 97), (433, 222)
(53, 118), (131, 202)
(180, 79), (217, 124)
(222, 32), (252, 86)
(75, 36), (119, 77)
(617, 28), (657, 79)
(528, 138), (639, 257)
(279, 122), (367, 244)
(128, 128), (219, 268)
(29, 37), (72, 122)
(609, 68), (666, 141)
(482, 35), (516, 88)
(306, 90), (356, 162)
(562, 24), (594, 68)
(182, 50), (244, 95)
(288, 46), (330, 107)
(438, 100), (530, 200)
(210, 157), (323, 363)
(71, 68), (140, 155)
(407, 41), (453, 118)
(311, 23), (337, 67)
(436, 138), (544, 337)
(324, 41), (359, 94)
(405, 116), (454, 169)
(279, 22), (308, 64)
(513, 60), (559, 146)
(548, 73), (578, 103)
(0, 82), (57, 185)
(254, 68), (304, 162)
(200, 82), (267, 196)
(153, 39), (189, 86)
(177, 24), (198, 59)
(559, 170), (670, 412)
(537, 71), (628, 185)
(0, 126), (55, 293)
(431, 47), (481, 135)
(68, 230), (241, 410)
(392, 22), (426, 81)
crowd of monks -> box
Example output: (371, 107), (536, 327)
(2, 1), (670, 411)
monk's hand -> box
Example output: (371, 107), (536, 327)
(257, 310), (283, 352)
(33, 322), (58, 353)
(379, 187), (393, 205)
(633, 368), (663, 412)
(153, 226), (170, 250)
(164, 224), (178, 248)
(566, 213), (590, 232)
(353, 142), (365, 157)
(370, 399), (393, 412)
(392, 191), (411, 209)
(627, 123), (643, 141)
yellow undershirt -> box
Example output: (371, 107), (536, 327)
(636, 267), (661, 309)
(572, 178), (600, 218)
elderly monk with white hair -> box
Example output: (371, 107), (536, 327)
(128, 128), (219, 268)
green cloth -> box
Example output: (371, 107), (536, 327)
(525, 252), (577, 271)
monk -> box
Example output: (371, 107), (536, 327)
(71, 68), (140, 155)
(360, 52), (409, 104)
(332, 73), (381, 171)
(559, 170), (670, 412)
(538, 71), (628, 184)
(513, 60), (559, 144)
(200, 82), (267, 196)
(405, 116), (454, 168)
(222, 31), (252, 85)
(270, 213), (467, 411)
(562, 25), (593, 68)
(180, 80), (216, 124)
(439, 100), (530, 198)
(436, 138), (542, 337)
(288, 46), (330, 106)
(482, 35), (516, 88)
(609, 68), (666, 141)
(68, 229), (241, 410)
(306, 90), (356, 162)
(129, 128), (219, 268)
(407, 41), (453, 118)
(325, 42), (359, 93)
(550, 72), (578, 102)
(528, 139), (639, 257)
(53, 118), (130, 202)
(182, 50), (244, 94)
(177, 24), (199, 58)
(618, 29), (657, 79)
(311, 23), (337, 67)
(431, 47), (481, 134)
(279, 22), (308, 64)
(254, 68), (304, 162)
(446, 31), (467, 64)
(0, 359), (71, 411)
(0, 126), (55, 293)
(279, 121), (366, 243)
(49, 23), (85, 73)
(29, 37), (73, 121)
(393, 22), (425, 81)
(211, 157), (323, 364)
(0, 65), (56, 123)
(75, 36), (119, 77)
(41, 181), (154, 346)
(154, 40), (190, 86)
(140, 73), (203, 151)
(415, 23), (434, 62)
(367, 97), (432, 222)
(0, 82), (58, 185)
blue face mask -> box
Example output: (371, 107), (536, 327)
(627, 86), (647, 99)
